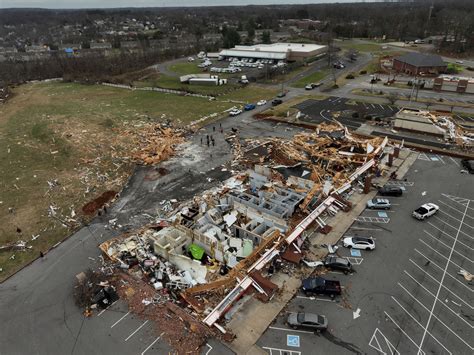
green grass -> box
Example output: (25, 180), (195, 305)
(168, 62), (201, 76)
(2, 81), (274, 280)
(338, 41), (382, 53)
(290, 70), (329, 88)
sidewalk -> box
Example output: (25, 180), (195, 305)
(226, 149), (417, 354)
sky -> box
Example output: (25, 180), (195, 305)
(0, 0), (371, 9)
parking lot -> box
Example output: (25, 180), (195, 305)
(294, 97), (398, 129)
(257, 153), (473, 354)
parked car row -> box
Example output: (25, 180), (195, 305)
(210, 66), (241, 74)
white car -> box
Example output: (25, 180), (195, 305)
(257, 100), (267, 106)
(412, 203), (439, 220)
(343, 236), (375, 250)
(367, 198), (391, 210)
(229, 109), (242, 117)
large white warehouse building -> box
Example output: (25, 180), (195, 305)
(219, 43), (327, 62)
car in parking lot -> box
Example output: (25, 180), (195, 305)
(272, 99), (283, 106)
(257, 100), (267, 106)
(244, 104), (256, 111)
(301, 277), (341, 298)
(367, 198), (391, 209)
(378, 185), (403, 196)
(324, 255), (353, 274)
(412, 203), (439, 220)
(277, 92), (286, 98)
(461, 159), (474, 173)
(229, 109), (242, 117)
(343, 236), (375, 250)
(287, 312), (328, 332)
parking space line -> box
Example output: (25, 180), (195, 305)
(427, 222), (473, 250)
(378, 104), (384, 110)
(437, 200), (474, 220)
(417, 200), (473, 352)
(432, 216), (473, 240)
(370, 104), (376, 109)
(205, 343), (213, 355)
(409, 259), (473, 309)
(418, 239), (466, 270)
(268, 326), (313, 334)
(141, 332), (164, 355)
(441, 194), (474, 211)
(349, 227), (383, 231)
(414, 249), (472, 292)
(398, 283), (473, 351)
(384, 311), (426, 354)
(391, 296), (451, 354)
(449, 157), (458, 165)
(437, 155), (446, 165)
(369, 328), (400, 355)
(262, 346), (301, 355)
(97, 300), (118, 317)
(296, 295), (336, 302)
(125, 320), (149, 342)
(422, 231), (473, 262)
(111, 311), (130, 328)
(403, 270), (473, 328)
(438, 210), (474, 230)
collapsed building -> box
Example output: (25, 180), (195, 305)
(98, 122), (390, 336)
(394, 108), (474, 148)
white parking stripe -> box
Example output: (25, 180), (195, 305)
(427, 222), (473, 250)
(432, 216), (473, 240)
(449, 157), (458, 165)
(414, 249), (472, 292)
(378, 104), (384, 110)
(268, 326), (314, 334)
(371, 104), (376, 109)
(97, 300), (118, 317)
(409, 258), (472, 309)
(438, 209), (474, 230)
(384, 311), (426, 354)
(422, 231), (473, 262)
(398, 283), (473, 351)
(141, 332), (164, 355)
(296, 295), (336, 302)
(437, 200), (474, 220)
(111, 311), (130, 328)
(391, 296), (452, 354)
(437, 155), (446, 165)
(418, 239), (467, 270)
(403, 270), (473, 328)
(125, 320), (149, 341)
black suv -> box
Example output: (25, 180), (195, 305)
(461, 159), (474, 174)
(378, 185), (403, 196)
(324, 256), (353, 274)
(272, 99), (283, 106)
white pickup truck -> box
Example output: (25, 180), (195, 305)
(412, 203), (439, 220)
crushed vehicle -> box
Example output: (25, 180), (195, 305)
(301, 277), (342, 298)
(412, 203), (439, 220)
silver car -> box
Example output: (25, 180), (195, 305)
(287, 312), (328, 332)
(367, 198), (391, 210)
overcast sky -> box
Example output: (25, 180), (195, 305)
(0, 0), (370, 9)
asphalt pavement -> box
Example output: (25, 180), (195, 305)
(257, 153), (473, 355)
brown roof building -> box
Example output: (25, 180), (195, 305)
(393, 52), (446, 76)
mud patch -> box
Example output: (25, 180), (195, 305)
(82, 190), (117, 215)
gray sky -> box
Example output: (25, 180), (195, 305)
(0, 0), (369, 9)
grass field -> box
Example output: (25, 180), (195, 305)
(0, 81), (275, 280)
(168, 62), (201, 76)
(337, 40), (382, 53)
(290, 69), (329, 88)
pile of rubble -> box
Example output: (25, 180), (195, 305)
(123, 123), (186, 165)
(90, 122), (391, 350)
